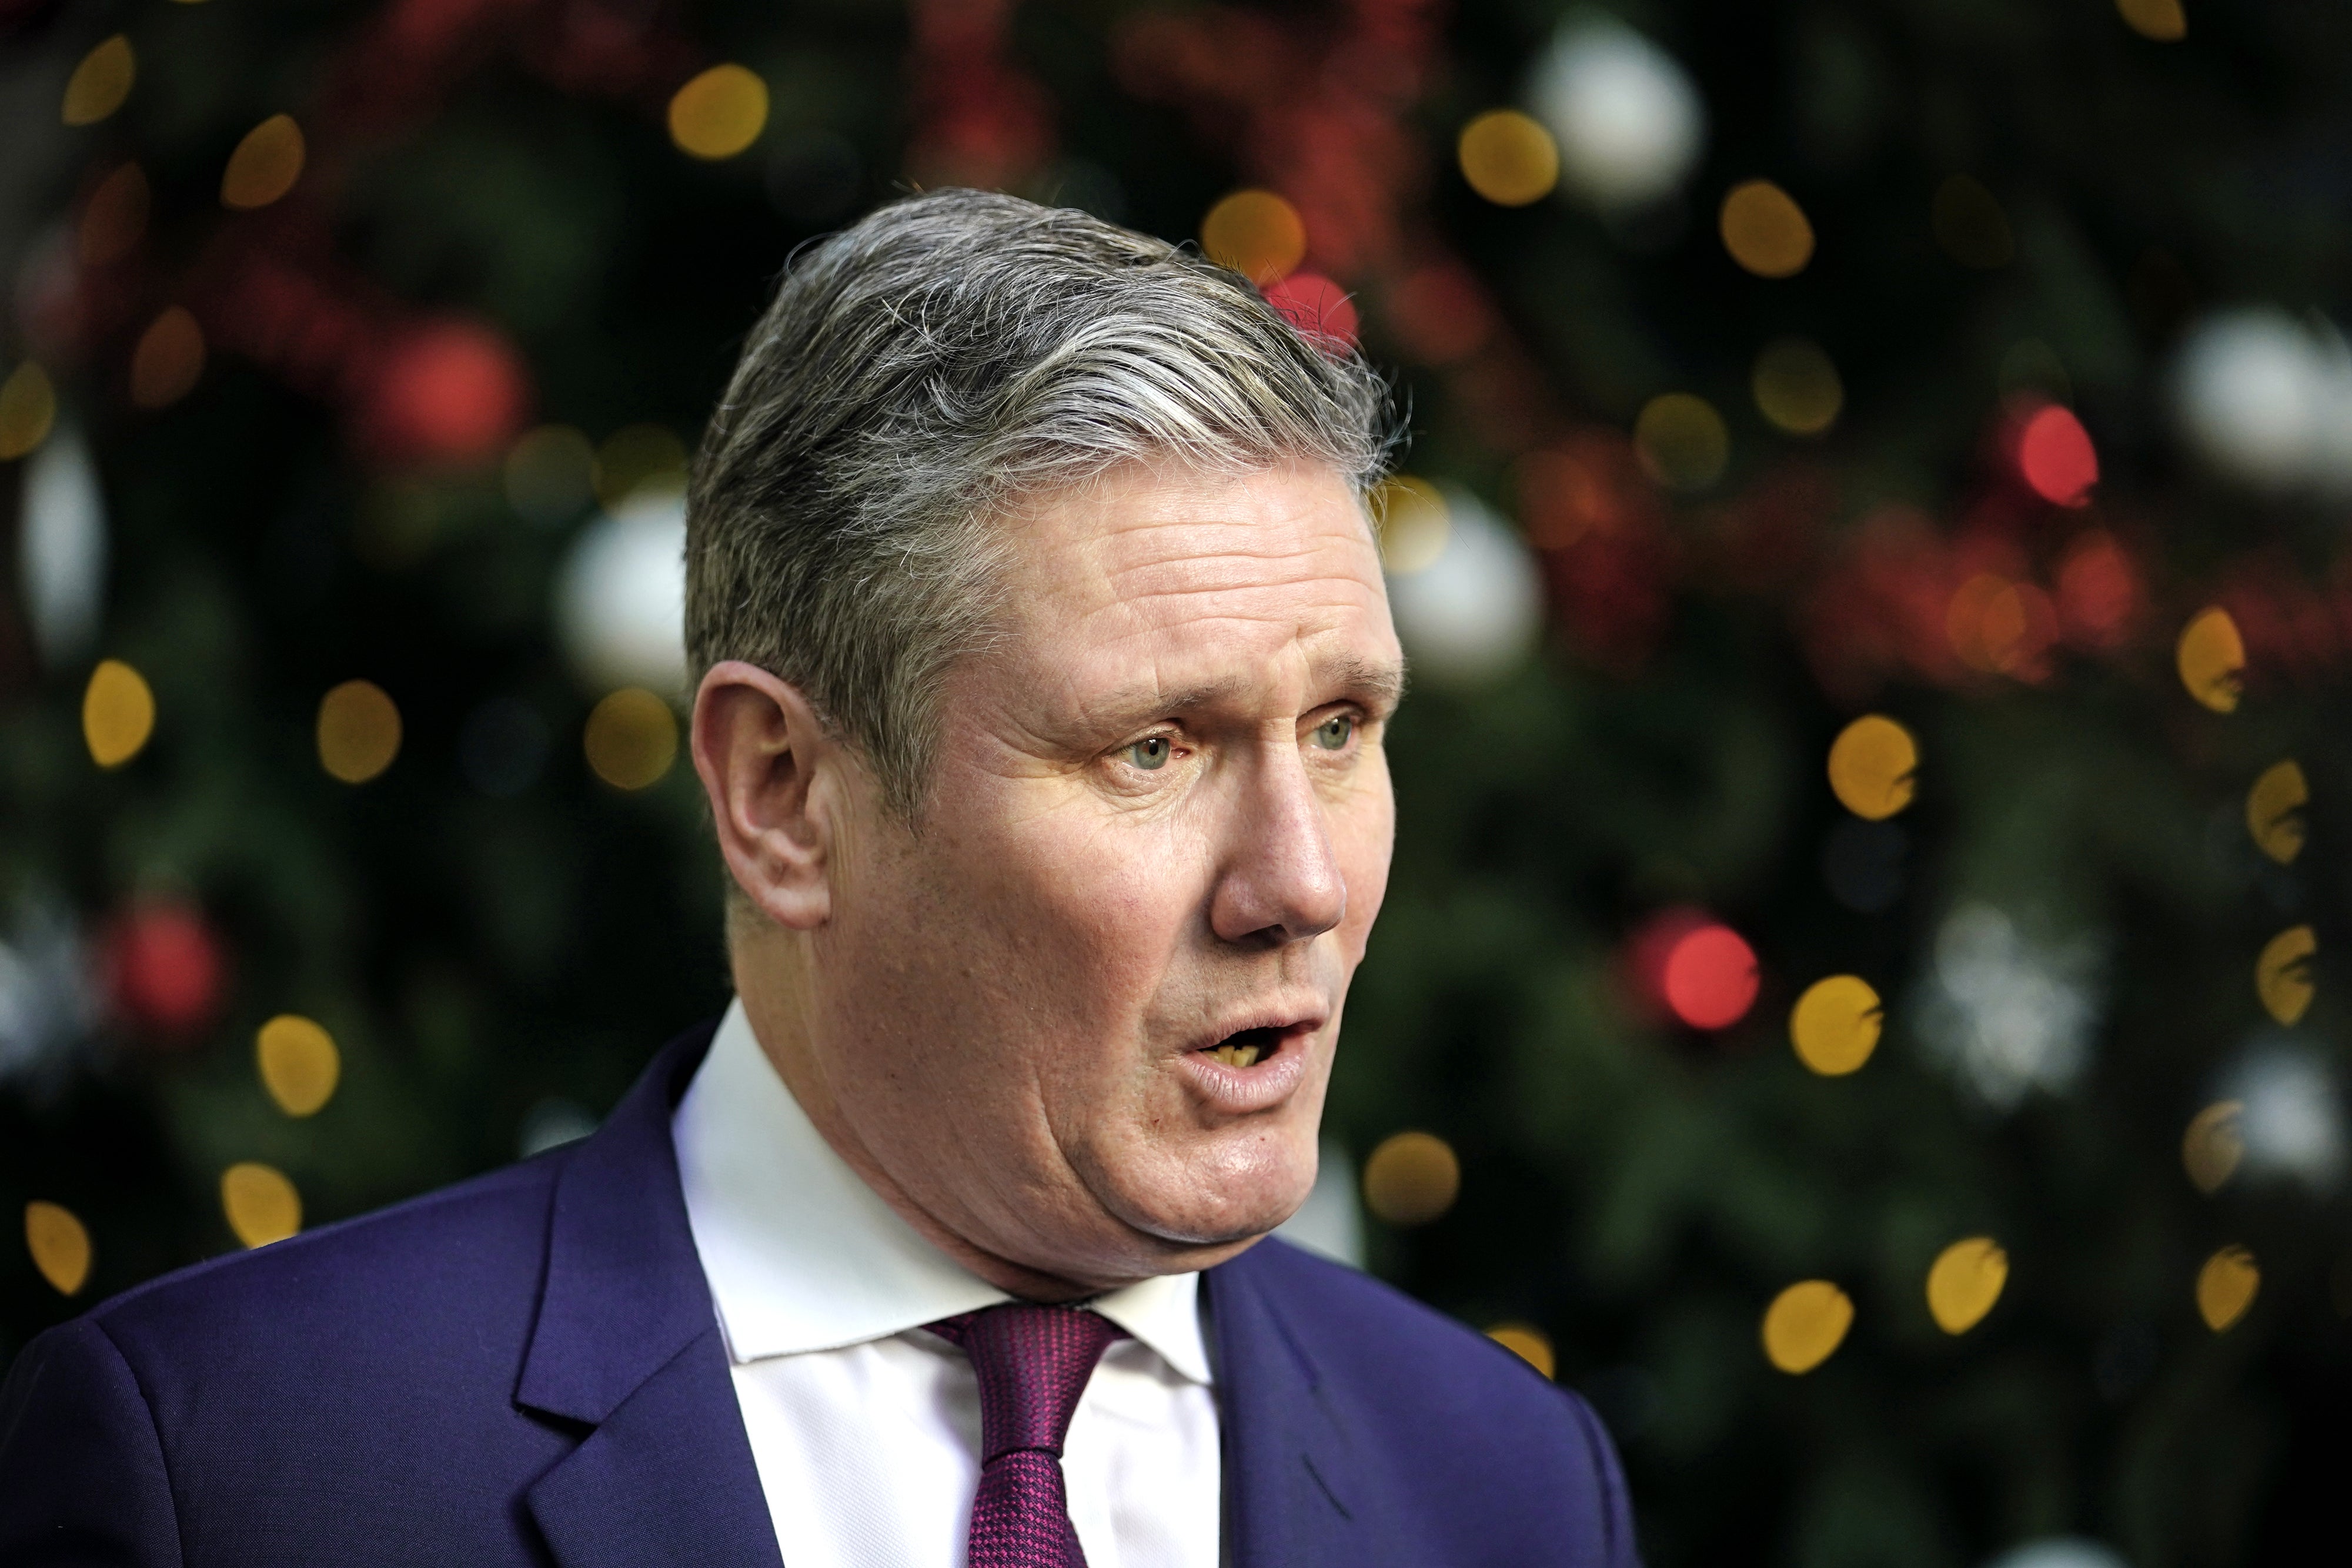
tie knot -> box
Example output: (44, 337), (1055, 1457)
(927, 1303), (1127, 1462)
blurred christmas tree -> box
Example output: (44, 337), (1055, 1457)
(4, 0), (2350, 1563)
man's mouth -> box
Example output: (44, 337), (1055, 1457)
(1198, 1024), (1298, 1069)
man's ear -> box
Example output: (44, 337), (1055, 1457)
(690, 660), (846, 930)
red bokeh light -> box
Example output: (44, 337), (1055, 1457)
(353, 317), (530, 467)
(1261, 271), (1358, 351)
(2055, 530), (2140, 650)
(2016, 404), (2097, 507)
(103, 900), (226, 1041)
(1662, 924), (1760, 1030)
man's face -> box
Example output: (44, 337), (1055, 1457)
(807, 460), (1401, 1288)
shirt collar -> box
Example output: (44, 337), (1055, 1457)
(673, 999), (1212, 1385)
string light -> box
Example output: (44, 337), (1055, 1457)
(2175, 607), (2244, 712)
(2195, 1245), (2257, 1332)
(1200, 190), (1305, 284)
(1925, 1237), (2007, 1333)
(61, 35), (134, 126)
(256, 1015), (340, 1117)
(1827, 715), (1917, 820)
(1633, 392), (1728, 490)
(2117, 0), (2187, 43)
(1719, 180), (1814, 278)
(2181, 1100), (2245, 1193)
(317, 680), (402, 784)
(1752, 338), (1842, 436)
(583, 688), (680, 790)
(2254, 925), (2314, 1027)
(1662, 922), (1759, 1029)
(1486, 1323), (1555, 1377)
(2016, 406), (2097, 506)
(1930, 176), (2013, 269)
(83, 659), (155, 767)
(1457, 110), (1560, 206)
(24, 1201), (92, 1296)
(1789, 976), (1882, 1076)
(1761, 1279), (1852, 1373)
(221, 114), (306, 209)
(222, 1162), (302, 1248)
(78, 163), (148, 265)
(2245, 760), (2307, 864)
(669, 64), (770, 161)
(1362, 1131), (1460, 1225)
(129, 307), (206, 410)
(0, 362), (57, 460)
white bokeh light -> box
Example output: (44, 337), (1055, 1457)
(1384, 487), (1544, 688)
(18, 423), (106, 670)
(2172, 307), (2352, 492)
(1984, 1539), (2128, 1568)
(1918, 904), (2104, 1111)
(1528, 15), (1708, 209)
(2219, 1037), (2346, 1188)
(554, 488), (688, 696)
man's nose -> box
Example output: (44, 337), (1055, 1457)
(1207, 746), (1348, 948)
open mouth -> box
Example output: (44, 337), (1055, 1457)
(1200, 1025), (1285, 1069)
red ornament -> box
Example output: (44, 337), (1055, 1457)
(103, 900), (227, 1041)
(1261, 271), (1358, 350)
(2014, 404), (2097, 507)
(353, 317), (530, 467)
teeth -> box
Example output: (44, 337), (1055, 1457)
(1208, 1043), (1262, 1068)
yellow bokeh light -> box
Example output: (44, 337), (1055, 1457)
(1458, 110), (1560, 207)
(1362, 1131), (1461, 1226)
(61, 35), (134, 126)
(83, 659), (156, 768)
(2182, 1100), (2244, 1195)
(2196, 1245), (2257, 1332)
(1720, 180), (1815, 279)
(2246, 760), (2307, 865)
(24, 1201), (92, 1296)
(1372, 476), (1449, 575)
(1486, 1322), (1555, 1378)
(1201, 189), (1307, 285)
(2255, 924), (2315, 1027)
(221, 1162), (302, 1249)
(1761, 1279), (1852, 1373)
(594, 423), (689, 509)
(1752, 337), (1842, 436)
(506, 424), (598, 523)
(1826, 714), (1917, 820)
(1930, 176), (2014, 270)
(0, 361), (58, 460)
(79, 162), (150, 266)
(2176, 606), (2243, 713)
(130, 306), (206, 410)
(669, 63), (770, 161)
(318, 679), (402, 784)
(221, 114), (306, 210)
(257, 1014), (341, 1118)
(1789, 975), (1882, 1076)
(2117, 0), (2187, 42)
(1633, 393), (1728, 492)
(584, 688), (680, 790)
(1925, 1237), (2007, 1335)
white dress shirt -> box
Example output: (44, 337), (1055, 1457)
(673, 1000), (1222, 1568)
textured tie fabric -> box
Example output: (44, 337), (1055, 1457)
(927, 1303), (1128, 1568)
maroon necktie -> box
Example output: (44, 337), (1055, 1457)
(927, 1303), (1127, 1568)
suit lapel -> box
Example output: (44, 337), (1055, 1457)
(516, 1022), (784, 1568)
(1205, 1246), (1368, 1568)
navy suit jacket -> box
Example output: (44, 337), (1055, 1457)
(0, 1022), (1636, 1566)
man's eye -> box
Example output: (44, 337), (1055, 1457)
(1124, 736), (1172, 771)
(1312, 715), (1354, 751)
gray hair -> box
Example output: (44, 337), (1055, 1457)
(685, 187), (1397, 818)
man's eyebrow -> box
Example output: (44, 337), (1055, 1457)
(1083, 657), (1408, 735)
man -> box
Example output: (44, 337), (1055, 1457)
(0, 190), (1635, 1567)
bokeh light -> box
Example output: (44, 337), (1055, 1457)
(2254, 925), (2314, 1027)
(24, 1201), (91, 1296)
(2016, 405), (2098, 506)
(1200, 190), (1306, 283)
(129, 307), (206, 410)
(78, 162), (149, 265)
(2170, 308), (2352, 492)
(1663, 922), (1759, 1030)
(1790, 975), (1882, 1076)
(317, 680), (402, 784)
(0, 362), (58, 460)
(1633, 392), (1728, 491)
(1930, 175), (2014, 269)
(1529, 16), (1706, 208)
(1719, 180), (1814, 278)
(2245, 760), (2307, 864)
(2196, 1245), (2257, 1332)
(557, 490), (689, 694)
(1827, 714), (1917, 820)
(61, 35), (134, 126)
(103, 899), (226, 1038)
(1261, 272), (1358, 350)
(2118, 0), (2187, 43)
(593, 423), (690, 509)
(1372, 476), (1449, 574)
(670, 64), (770, 161)
(1946, 572), (2057, 678)
(2182, 1100), (2245, 1193)
(82, 658), (156, 768)
(1925, 1237), (2007, 1334)
(1362, 1131), (1461, 1225)
(358, 319), (530, 467)
(256, 1014), (340, 1117)
(505, 425), (599, 525)
(1752, 338), (1842, 436)
(583, 688), (680, 791)
(220, 114), (306, 210)
(1761, 1279), (1852, 1373)
(1457, 110), (1559, 206)
(2219, 1041), (2346, 1188)
(1486, 1322), (1555, 1378)
(221, 1162), (301, 1248)
(2175, 606), (2244, 712)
